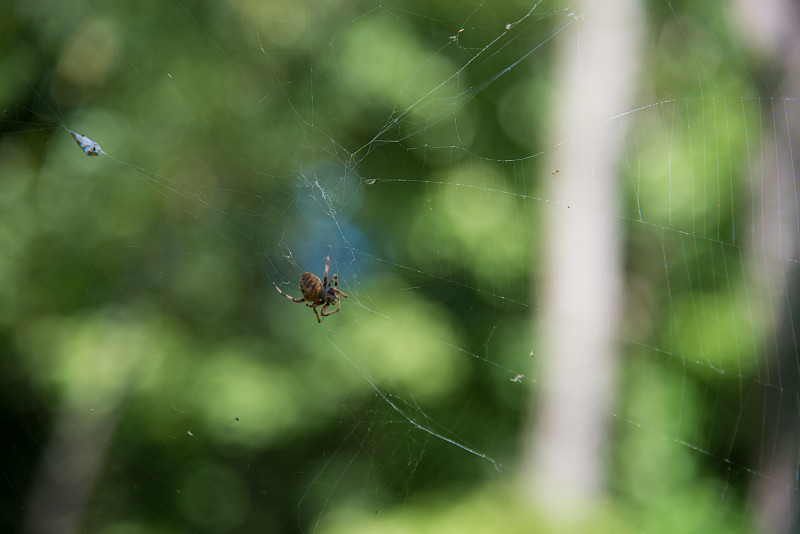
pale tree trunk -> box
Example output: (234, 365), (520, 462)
(521, 0), (644, 514)
(730, 1), (800, 532)
(22, 317), (142, 534)
(22, 406), (121, 534)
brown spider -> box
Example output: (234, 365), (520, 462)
(273, 256), (349, 323)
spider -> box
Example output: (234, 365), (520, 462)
(273, 256), (349, 323)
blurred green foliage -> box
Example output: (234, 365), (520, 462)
(0, 0), (785, 533)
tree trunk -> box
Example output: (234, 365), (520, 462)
(730, 0), (800, 531)
(522, 0), (644, 514)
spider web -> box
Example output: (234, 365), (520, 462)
(1, 1), (798, 533)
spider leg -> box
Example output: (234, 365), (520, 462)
(322, 256), (330, 286)
(308, 302), (323, 323)
(320, 299), (342, 317)
(330, 274), (348, 298)
(273, 281), (305, 303)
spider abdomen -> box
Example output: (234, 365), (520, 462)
(300, 272), (323, 302)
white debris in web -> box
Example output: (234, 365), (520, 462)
(70, 131), (103, 156)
